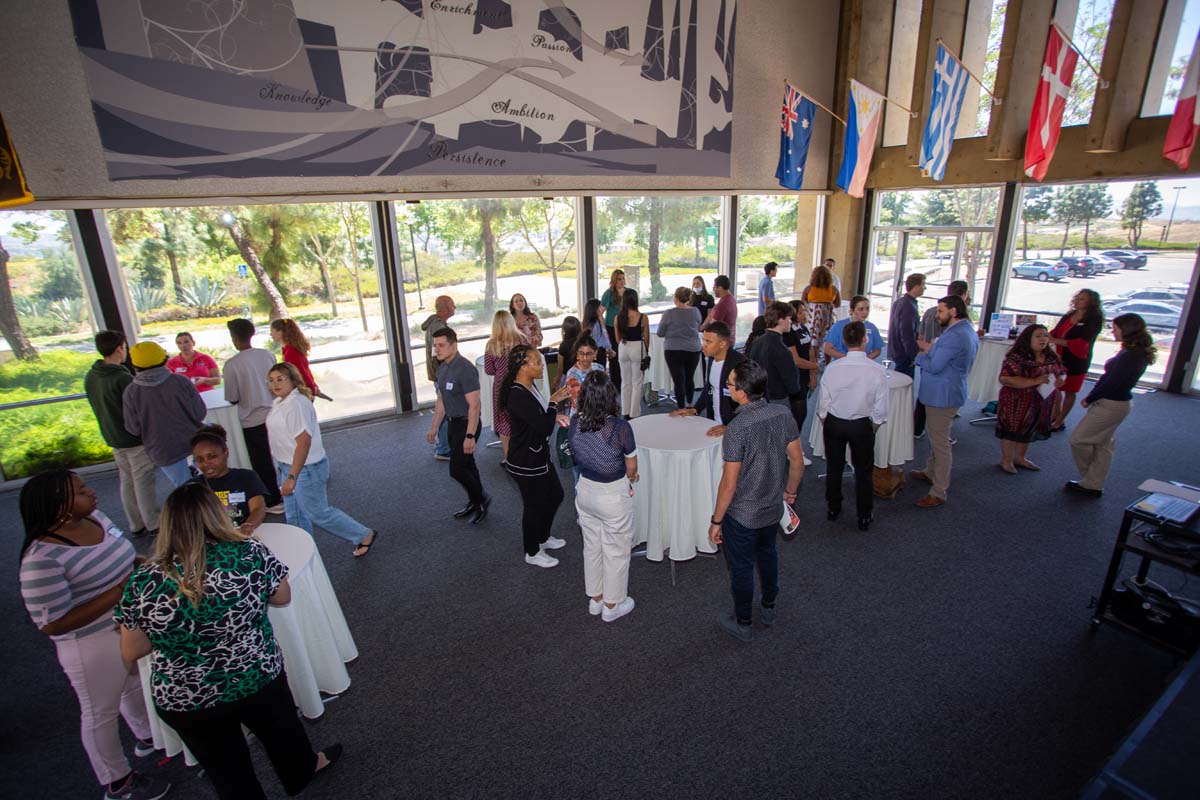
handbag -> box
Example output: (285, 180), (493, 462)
(639, 327), (650, 372)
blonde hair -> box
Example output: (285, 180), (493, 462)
(486, 310), (526, 356)
(270, 318), (310, 355)
(269, 362), (314, 400)
(154, 483), (247, 606)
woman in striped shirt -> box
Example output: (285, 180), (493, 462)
(18, 470), (171, 800)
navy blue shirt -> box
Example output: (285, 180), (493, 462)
(1085, 348), (1149, 404)
(568, 416), (636, 483)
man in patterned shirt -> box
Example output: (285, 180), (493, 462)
(708, 359), (805, 641)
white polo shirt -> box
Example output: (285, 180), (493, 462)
(266, 389), (326, 465)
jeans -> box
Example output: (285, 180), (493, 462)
(159, 457), (193, 487)
(242, 423), (282, 506)
(822, 415), (876, 518)
(511, 466), (564, 555)
(720, 515), (779, 624)
(664, 349), (701, 408)
(447, 417), (486, 506)
(435, 418), (451, 457)
(111, 445), (159, 532)
(158, 672), (317, 800)
(276, 458), (371, 545)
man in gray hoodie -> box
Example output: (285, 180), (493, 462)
(122, 341), (207, 486)
(84, 330), (160, 535)
(421, 295), (456, 460)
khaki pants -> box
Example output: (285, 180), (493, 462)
(576, 476), (634, 604)
(922, 405), (958, 500)
(618, 341), (645, 418)
(112, 445), (159, 532)
(1069, 399), (1131, 491)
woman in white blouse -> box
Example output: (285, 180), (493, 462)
(266, 362), (379, 557)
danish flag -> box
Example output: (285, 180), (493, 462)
(1024, 25), (1077, 182)
(1164, 33), (1200, 169)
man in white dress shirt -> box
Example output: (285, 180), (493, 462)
(816, 321), (889, 531)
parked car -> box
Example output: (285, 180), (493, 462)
(1089, 254), (1122, 273)
(1100, 249), (1148, 269)
(1011, 259), (1069, 282)
(1102, 300), (1182, 329)
(1059, 256), (1097, 277)
(1103, 288), (1188, 308)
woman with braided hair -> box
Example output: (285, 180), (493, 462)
(500, 343), (572, 568)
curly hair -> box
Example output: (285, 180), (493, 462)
(498, 343), (534, 410)
(270, 318), (311, 355)
(1112, 313), (1158, 365)
(576, 370), (620, 433)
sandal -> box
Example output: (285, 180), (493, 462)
(999, 463), (1017, 475)
(312, 743), (344, 781)
(353, 531), (379, 558)
(1015, 460), (1041, 471)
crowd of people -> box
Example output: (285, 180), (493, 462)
(16, 260), (1160, 800)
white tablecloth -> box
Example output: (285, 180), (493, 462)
(966, 338), (1011, 404)
(138, 523), (357, 764)
(629, 415), (722, 562)
(201, 387), (251, 469)
(647, 323), (703, 396)
(476, 355), (550, 431)
(810, 371), (914, 468)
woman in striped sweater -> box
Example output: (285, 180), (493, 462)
(18, 470), (171, 800)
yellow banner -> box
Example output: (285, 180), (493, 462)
(0, 113), (33, 208)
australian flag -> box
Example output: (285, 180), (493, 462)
(776, 84), (816, 190)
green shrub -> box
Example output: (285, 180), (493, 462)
(0, 399), (112, 480)
(0, 349), (95, 398)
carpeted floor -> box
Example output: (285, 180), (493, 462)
(2, 389), (1197, 799)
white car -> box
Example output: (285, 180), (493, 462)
(1089, 255), (1122, 273)
(1103, 300), (1182, 329)
(1103, 288), (1188, 308)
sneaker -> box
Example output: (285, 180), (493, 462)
(949, 437), (958, 446)
(914, 430), (927, 439)
(434, 453), (451, 462)
(265, 503), (285, 515)
(104, 772), (170, 800)
(718, 613), (753, 642)
(588, 597), (603, 616)
(542, 536), (566, 550)
(602, 597), (635, 622)
(803, 455), (813, 466)
(760, 605), (777, 627)
(525, 551), (559, 568)
(133, 737), (157, 758)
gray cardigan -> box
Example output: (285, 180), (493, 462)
(656, 306), (702, 352)
(122, 367), (207, 466)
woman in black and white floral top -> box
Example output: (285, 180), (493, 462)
(116, 483), (342, 800)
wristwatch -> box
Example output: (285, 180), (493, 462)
(465, 433), (476, 440)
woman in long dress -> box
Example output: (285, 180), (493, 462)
(995, 324), (1065, 473)
(801, 265), (841, 363)
(483, 310), (528, 458)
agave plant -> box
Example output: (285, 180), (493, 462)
(131, 282), (167, 313)
(47, 297), (88, 325)
(179, 278), (229, 316)
(15, 296), (45, 318)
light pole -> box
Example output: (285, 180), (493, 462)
(1163, 185), (1186, 244)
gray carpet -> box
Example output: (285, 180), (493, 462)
(2, 390), (1197, 799)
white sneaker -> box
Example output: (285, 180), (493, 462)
(601, 596), (635, 622)
(588, 598), (603, 616)
(543, 536), (566, 550)
(803, 455), (812, 466)
(525, 551), (559, 568)
(265, 503), (285, 515)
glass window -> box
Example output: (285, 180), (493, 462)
(105, 202), (396, 423)
(735, 195), (818, 339)
(397, 198), (580, 405)
(966, 0), (1007, 137)
(999, 179), (1200, 385)
(1062, 0), (1116, 127)
(1143, 0), (1200, 117)
(883, 0), (922, 147)
(0, 210), (109, 480)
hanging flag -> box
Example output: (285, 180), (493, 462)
(836, 79), (884, 198)
(776, 84), (816, 190)
(1024, 25), (1078, 182)
(0, 113), (33, 208)
(919, 44), (971, 181)
(1164, 33), (1200, 169)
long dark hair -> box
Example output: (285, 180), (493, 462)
(1006, 324), (1056, 362)
(498, 343), (534, 409)
(19, 470), (76, 561)
(1112, 313), (1157, 365)
(576, 371), (620, 432)
(560, 315), (581, 346)
(692, 275), (711, 297)
(743, 315), (768, 351)
(618, 289), (640, 330)
(582, 298), (604, 336)
(1074, 289), (1104, 327)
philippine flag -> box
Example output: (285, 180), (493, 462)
(836, 80), (885, 198)
(1164, 33), (1200, 169)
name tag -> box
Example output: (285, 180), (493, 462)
(722, 388), (732, 397)
(446, 381), (454, 390)
(229, 492), (246, 504)
(175, 367), (188, 373)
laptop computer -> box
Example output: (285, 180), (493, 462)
(1134, 493), (1200, 527)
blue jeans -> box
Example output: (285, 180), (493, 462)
(435, 418), (451, 457)
(276, 458), (371, 546)
(721, 515), (779, 624)
(160, 457), (193, 487)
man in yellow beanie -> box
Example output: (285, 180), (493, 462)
(122, 341), (207, 486)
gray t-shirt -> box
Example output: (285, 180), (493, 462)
(656, 307), (702, 352)
(223, 346), (276, 428)
(722, 398), (799, 528)
(436, 354), (480, 418)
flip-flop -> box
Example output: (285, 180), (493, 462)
(353, 531), (379, 558)
(1015, 461), (1041, 471)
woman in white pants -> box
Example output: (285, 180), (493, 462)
(613, 289), (648, 418)
(567, 371), (638, 622)
(18, 470), (171, 800)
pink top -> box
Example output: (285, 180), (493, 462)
(514, 312), (543, 347)
(166, 352), (219, 393)
(709, 294), (737, 338)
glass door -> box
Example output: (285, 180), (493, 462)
(869, 230), (963, 338)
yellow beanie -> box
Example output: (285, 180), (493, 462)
(129, 341), (168, 369)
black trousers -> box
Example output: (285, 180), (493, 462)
(242, 423), (282, 506)
(511, 466), (564, 555)
(606, 325), (622, 392)
(157, 672), (316, 800)
(914, 399), (927, 436)
(665, 349), (701, 408)
(447, 417), (486, 506)
(822, 415), (876, 519)
(790, 392), (809, 440)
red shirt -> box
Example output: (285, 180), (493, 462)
(165, 352), (219, 393)
(283, 344), (319, 393)
(710, 293), (737, 339)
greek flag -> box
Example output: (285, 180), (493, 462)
(919, 44), (970, 181)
